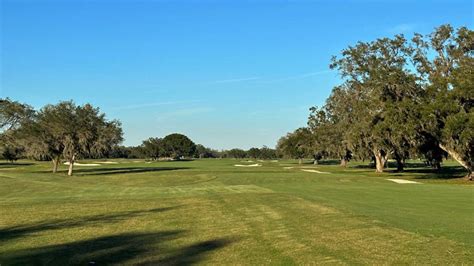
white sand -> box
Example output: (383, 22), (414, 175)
(387, 179), (420, 184)
(301, 169), (330, 174)
(283, 167), (294, 169)
(63, 162), (100, 166)
(241, 160), (254, 163)
(257, 160), (265, 162)
(234, 164), (261, 167)
(271, 160), (278, 162)
(96, 161), (118, 164)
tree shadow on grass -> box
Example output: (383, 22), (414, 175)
(75, 167), (191, 176)
(0, 206), (181, 243)
(0, 205), (237, 265)
(402, 162), (430, 168)
(1, 232), (236, 265)
(317, 160), (341, 165)
(145, 238), (236, 265)
(36, 167), (191, 176)
(352, 164), (375, 169)
(0, 162), (34, 168)
(406, 166), (467, 179)
(350, 162), (466, 179)
(1, 231), (182, 265)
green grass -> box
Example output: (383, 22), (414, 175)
(0, 159), (473, 265)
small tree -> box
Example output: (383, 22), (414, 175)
(141, 137), (165, 160)
(259, 146), (278, 159)
(226, 148), (247, 159)
(247, 147), (260, 159)
(0, 145), (23, 163)
(194, 144), (218, 158)
(162, 133), (196, 159)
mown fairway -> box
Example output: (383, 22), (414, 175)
(0, 159), (473, 265)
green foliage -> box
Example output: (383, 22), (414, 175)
(141, 137), (165, 160)
(37, 102), (122, 161)
(162, 133), (196, 159)
(328, 34), (421, 171)
(0, 98), (34, 130)
(225, 148), (247, 159)
(10, 101), (123, 175)
(245, 146), (278, 159)
(194, 144), (219, 158)
(138, 134), (198, 160)
(247, 147), (260, 159)
(107, 146), (132, 159)
(296, 24), (473, 176)
(411, 25), (474, 178)
(277, 128), (313, 160)
(0, 144), (24, 162)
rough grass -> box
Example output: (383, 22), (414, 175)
(0, 159), (472, 265)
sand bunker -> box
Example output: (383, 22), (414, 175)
(63, 162), (100, 166)
(387, 179), (420, 184)
(283, 167), (294, 169)
(96, 161), (118, 164)
(271, 160), (278, 162)
(301, 169), (330, 174)
(234, 164), (261, 167)
(241, 160), (254, 163)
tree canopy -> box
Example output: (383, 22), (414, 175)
(2, 100), (123, 175)
(283, 24), (473, 179)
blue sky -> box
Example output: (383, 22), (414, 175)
(1, 0), (472, 149)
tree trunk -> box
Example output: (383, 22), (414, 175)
(374, 150), (386, 173)
(67, 154), (75, 176)
(313, 160), (318, 165)
(340, 158), (348, 167)
(394, 153), (404, 172)
(467, 170), (474, 181)
(439, 144), (473, 180)
(298, 158), (302, 165)
(52, 156), (60, 173)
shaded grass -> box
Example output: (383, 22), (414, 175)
(4, 230), (235, 265)
(0, 207), (179, 242)
(36, 166), (191, 176)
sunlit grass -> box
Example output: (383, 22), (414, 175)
(0, 159), (472, 264)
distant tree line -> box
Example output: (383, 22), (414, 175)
(220, 146), (278, 159)
(277, 24), (473, 180)
(107, 144), (279, 160)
